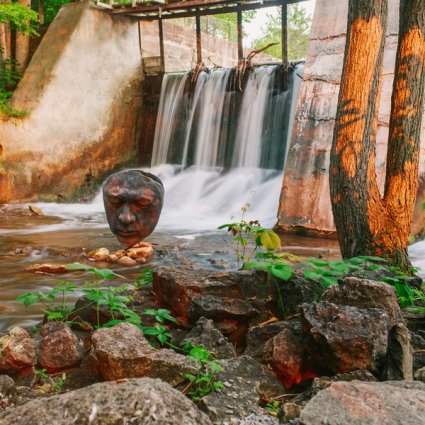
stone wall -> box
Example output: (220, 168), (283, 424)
(277, 0), (425, 238)
(0, 1), (241, 203)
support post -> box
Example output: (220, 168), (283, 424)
(237, 7), (243, 61)
(281, 0), (288, 68)
(158, 18), (165, 72)
(196, 14), (202, 64)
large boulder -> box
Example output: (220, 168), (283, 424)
(152, 268), (268, 320)
(198, 355), (284, 424)
(323, 277), (401, 326)
(183, 317), (236, 359)
(299, 381), (425, 425)
(0, 327), (35, 374)
(92, 323), (199, 385)
(301, 302), (390, 374)
(0, 378), (213, 425)
(39, 322), (84, 372)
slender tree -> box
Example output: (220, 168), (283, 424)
(330, 0), (425, 270)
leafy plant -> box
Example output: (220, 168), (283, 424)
(0, 3), (38, 35)
(34, 369), (67, 393)
(183, 343), (224, 401)
(218, 204), (281, 267)
(134, 267), (153, 289)
(265, 400), (280, 416)
(16, 264), (176, 346)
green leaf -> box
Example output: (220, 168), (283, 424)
(355, 255), (388, 263)
(243, 260), (272, 271)
(16, 292), (40, 306)
(259, 230), (281, 250)
(303, 270), (322, 281)
(270, 265), (293, 281)
(305, 258), (329, 267)
(322, 276), (338, 287)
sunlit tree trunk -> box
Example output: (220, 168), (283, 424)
(330, 0), (425, 271)
(15, 0), (31, 72)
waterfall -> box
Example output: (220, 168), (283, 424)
(151, 73), (189, 166)
(232, 66), (277, 168)
(148, 64), (304, 228)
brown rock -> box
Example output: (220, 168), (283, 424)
(25, 264), (68, 274)
(385, 323), (413, 380)
(301, 302), (389, 374)
(86, 247), (110, 261)
(324, 277), (401, 326)
(117, 256), (138, 266)
(126, 244), (154, 260)
(263, 321), (315, 387)
(39, 322), (84, 372)
(282, 403), (302, 422)
(92, 323), (199, 385)
(0, 328), (36, 373)
(28, 205), (44, 216)
(245, 321), (287, 360)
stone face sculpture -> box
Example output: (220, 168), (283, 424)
(103, 170), (164, 247)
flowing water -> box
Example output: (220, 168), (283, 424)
(1, 63), (424, 330)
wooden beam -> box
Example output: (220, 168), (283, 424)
(196, 14), (202, 63)
(281, 0), (288, 68)
(158, 18), (165, 72)
(237, 7), (243, 61)
(113, 0), (307, 19)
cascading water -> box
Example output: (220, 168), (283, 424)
(148, 64), (304, 229)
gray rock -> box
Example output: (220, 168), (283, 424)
(299, 381), (425, 425)
(0, 378), (212, 425)
(411, 331), (425, 372)
(291, 370), (377, 406)
(189, 295), (259, 322)
(415, 366), (425, 381)
(245, 321), (287, 360)
(39, 322), (84, 372)
(224, 412), (279, 425)
(324, 277), (401, 327)
(183, 317), (236, 359)
(92, 323), (199, 385)
(272, 276), (325, 318)
(384, 323), (413, 380)
(0, 327), (35, 373)
(0, 376), (15, 398)
(199, 355), (284, 424)
(301, 302), (389, 373)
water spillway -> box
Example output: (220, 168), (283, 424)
(149, 64), (304, 229)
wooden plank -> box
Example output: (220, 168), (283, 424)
(112, 0), (307, 17)
(158, 18), (165, 72)
(196, 14), (202, 63)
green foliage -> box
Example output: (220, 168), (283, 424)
(42, 0), (70, 24)
(252, 4), (312, 60)
(34, 368), (67, 393)
(0, 3), (38, 35)
(0, 58), (27, 118)
(218, 204), (281, 268)
(134, 267), (153, 289)
(265, 400), (280, 416)
(16, 265), (176, 346)
(183, 343), (224, 401)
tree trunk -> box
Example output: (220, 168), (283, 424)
(0, 0), (12, 62)
(330, 0), (425, 271)
(15, 0), (31, 73)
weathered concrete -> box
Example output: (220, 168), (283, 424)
(277, 0), (425, 238)
(0, 1), (241, 203)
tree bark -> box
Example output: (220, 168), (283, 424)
(330, 0), (425, 271)
(0, 0), (12, 62)
(15, 0), (31, 72)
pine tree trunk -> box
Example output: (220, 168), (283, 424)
(330, 0), (425, 271)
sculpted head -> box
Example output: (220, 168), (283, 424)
(103, 170), (164, 247)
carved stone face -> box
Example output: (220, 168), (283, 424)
(103, 170), (164, 247)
